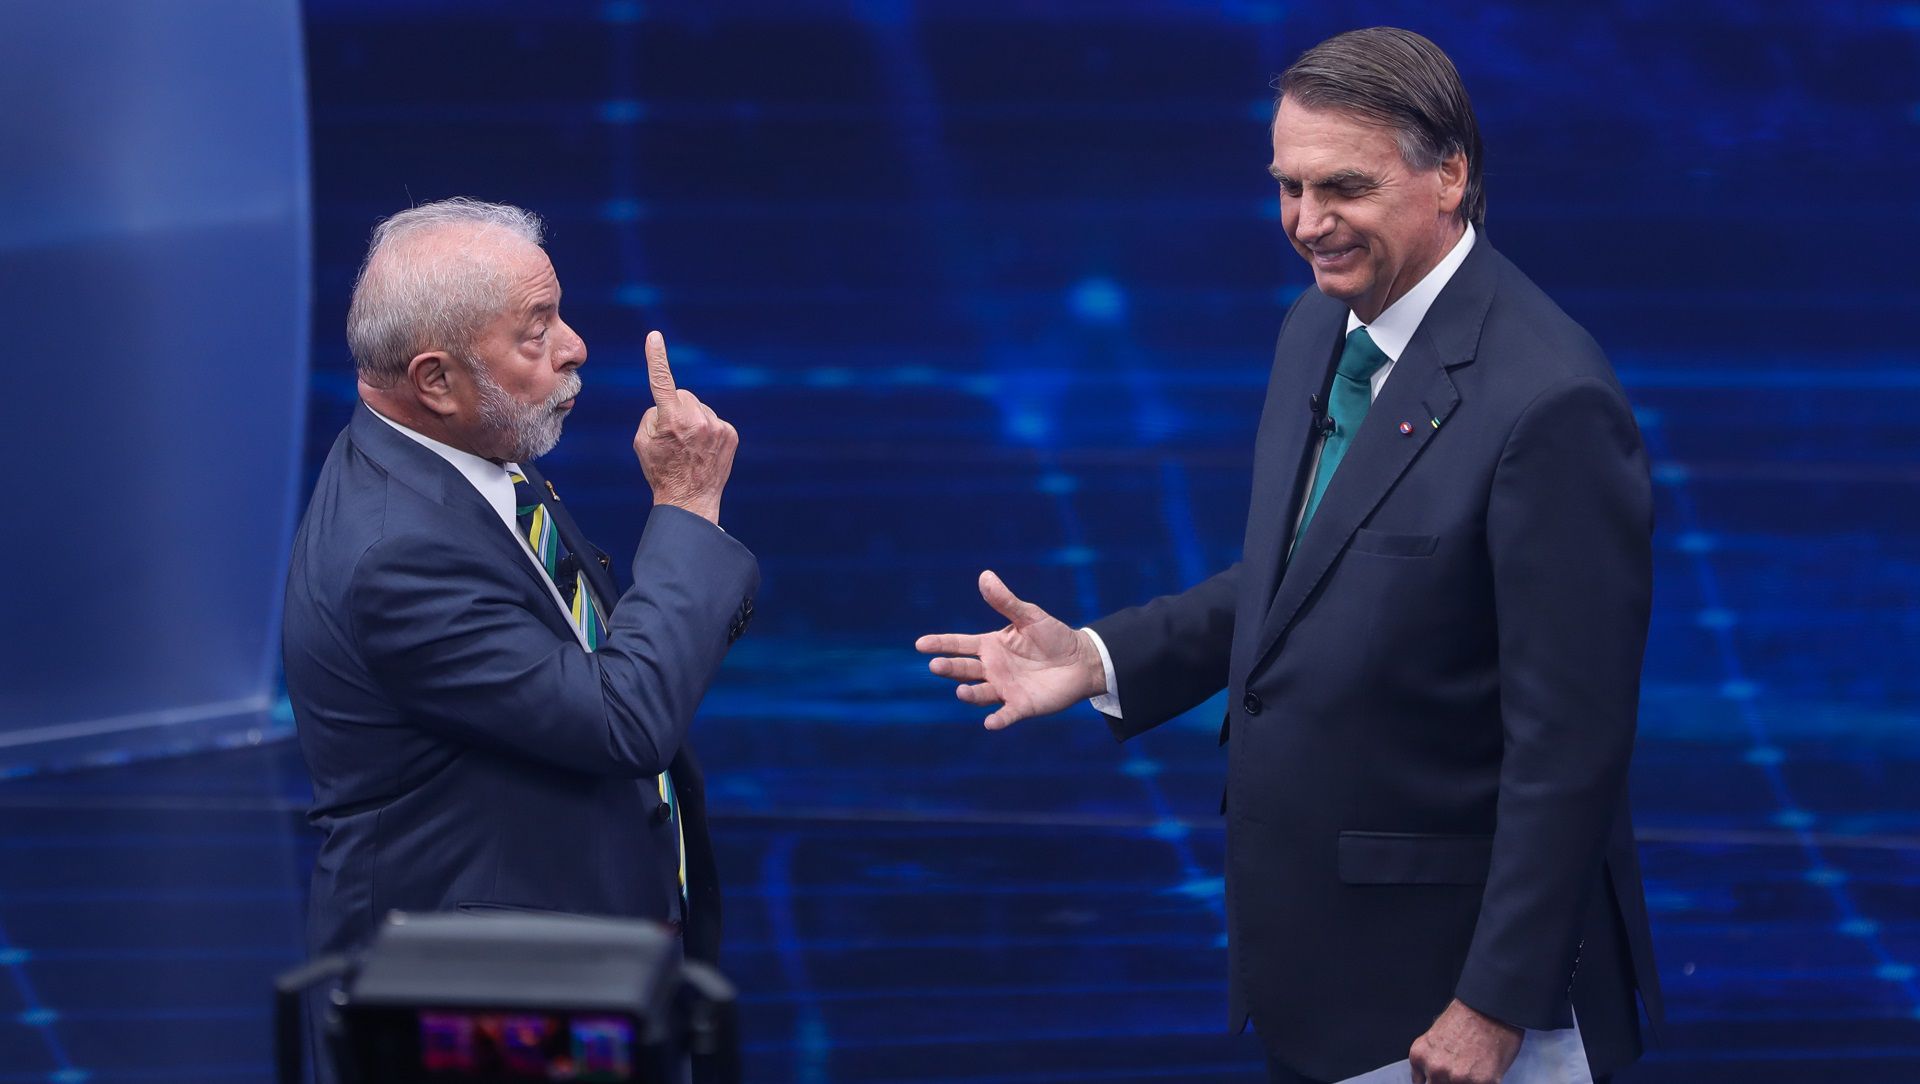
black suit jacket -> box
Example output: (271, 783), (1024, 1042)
(284, 404), (757, 974)
(1092, 241), (1662, 1080)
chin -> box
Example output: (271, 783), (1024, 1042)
(1312, 270), (1365, 302)
(526, 423), (566, 461)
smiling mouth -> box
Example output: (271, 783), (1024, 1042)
(1309, 245), (1359, 264)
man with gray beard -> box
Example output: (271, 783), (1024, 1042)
(282, 199), (756, 1080)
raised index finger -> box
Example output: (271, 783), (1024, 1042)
(645, 330), (678, 414)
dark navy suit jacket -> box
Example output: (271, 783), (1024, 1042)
(1091, 241), (1662, 1080)
(283, 403), (757, 976)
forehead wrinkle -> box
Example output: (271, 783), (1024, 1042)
(502, 252), (559, 320)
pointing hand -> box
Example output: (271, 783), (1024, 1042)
(633, 331), (737, 526)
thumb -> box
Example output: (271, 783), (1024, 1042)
(979, 570), (1042, 626)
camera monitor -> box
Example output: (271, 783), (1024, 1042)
(278, 911), (737, 1084)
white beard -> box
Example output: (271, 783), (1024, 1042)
(469, 359), (581, 463)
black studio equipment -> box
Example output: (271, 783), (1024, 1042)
(275, 912), (740, 1084)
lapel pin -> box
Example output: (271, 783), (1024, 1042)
(1398, 421), (1414, 436)
(545, 480), (560, 502)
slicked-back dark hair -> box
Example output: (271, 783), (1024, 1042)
(1276, 27), (1485, 227)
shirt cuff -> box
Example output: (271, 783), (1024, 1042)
(1082, 627), (1122, 718)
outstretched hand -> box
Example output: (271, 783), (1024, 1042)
(915, 571), (1108, 729)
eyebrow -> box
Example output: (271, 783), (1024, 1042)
(1269, 168), (1382, 190)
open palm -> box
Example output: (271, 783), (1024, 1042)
(916, 571), (1106, 729)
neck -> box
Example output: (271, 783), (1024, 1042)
(360, 384), (487, 459)
(1353, 218), (1467, 324)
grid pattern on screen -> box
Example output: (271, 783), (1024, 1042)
(1, 3), (1918, 1082)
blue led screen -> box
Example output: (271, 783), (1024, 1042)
(290, 7), (1920, 1070)
(0, 3), (1915, 1081)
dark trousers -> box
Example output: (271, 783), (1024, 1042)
(1262, 1054), (1323, 1084)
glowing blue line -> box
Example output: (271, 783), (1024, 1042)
(0, 912), (77, 1073)
(1642, 422), (1920, 1012)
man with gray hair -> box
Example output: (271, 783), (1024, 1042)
(920, 28), (1660, 1083)
(283, 198), (756, 1075)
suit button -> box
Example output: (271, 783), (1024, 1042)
(650, 802), (672, 826)
(1242, 692), (1263, 715)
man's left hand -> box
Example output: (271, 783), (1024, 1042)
(1408, 999), (1523, 1084)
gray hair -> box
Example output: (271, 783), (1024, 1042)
(346, 198), (547, 387)
(1276, 28), (1486, 228)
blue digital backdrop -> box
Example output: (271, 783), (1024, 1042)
(0, 2), (1917, 1082)
(0, 2), (309, 772)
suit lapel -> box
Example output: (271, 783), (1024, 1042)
(348, 405), (579, 640)
(1244, 242), (1498, 674)
(1236, 298), (1345, 653)
(1249, 340), (1458, 669)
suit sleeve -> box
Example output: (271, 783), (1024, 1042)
(350, 504), (759, 777)
(1453, 377), (1652, 1030)
(1087, 563), (1241, 740)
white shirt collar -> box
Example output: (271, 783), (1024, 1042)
(364, 402), (524, 529)
(1344, 223), (1476, 362)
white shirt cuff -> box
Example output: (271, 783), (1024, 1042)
(1082, 627), (1121, 718)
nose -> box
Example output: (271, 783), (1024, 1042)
(1292, 191), (1333, 246)
(555, 317), (586, 369)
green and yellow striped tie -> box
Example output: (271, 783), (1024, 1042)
(510, 471), (606, 650)
(510, 471), (685, 906)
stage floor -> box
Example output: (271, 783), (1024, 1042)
(0, 654), (1915, 1083)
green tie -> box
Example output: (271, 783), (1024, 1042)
(1293, 326), (1391, 552)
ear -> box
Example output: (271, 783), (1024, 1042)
(405, 350), (463, 418)
(1436, 150), (1468, 217)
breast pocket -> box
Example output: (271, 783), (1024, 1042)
(1347, 528), (1439, 558)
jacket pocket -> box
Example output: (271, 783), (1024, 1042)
(455, 900), (567, 916)
(1348, 528), (1439, 558)
(1337, 831), (1494, 885)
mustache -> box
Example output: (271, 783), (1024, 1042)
(544, 370), (582, 411)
